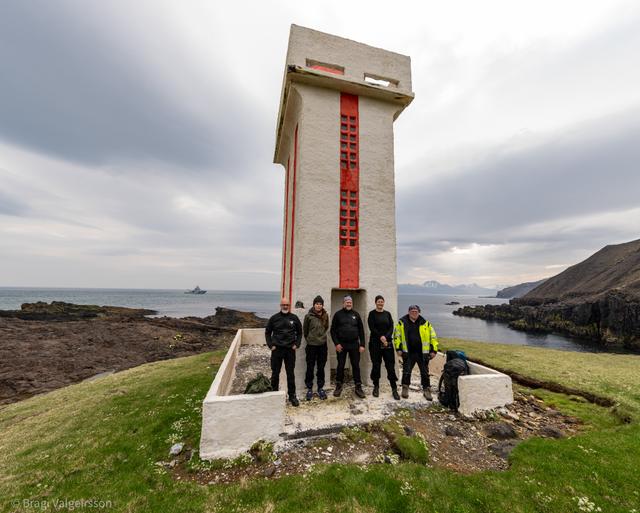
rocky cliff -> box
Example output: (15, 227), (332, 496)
(455, 239), (640, 350)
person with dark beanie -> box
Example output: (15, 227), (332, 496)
(330, 295), (366, 398)
(302, 295), (329, 400)
(265, 297), (303, 406)
(367, 295), (400, 400)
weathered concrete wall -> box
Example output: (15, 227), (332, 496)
(458, 362), (514, 416)
(286, 24), (412, 94)
(200, 329), (286, 460)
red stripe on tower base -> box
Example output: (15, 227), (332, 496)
(339, 94), (359, 289)
(281, 157), (290, 297)
(288, 124), (298, 302)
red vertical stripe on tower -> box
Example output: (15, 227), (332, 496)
(281, 157), (290, 297)
(288, 124), (298, 302)
(339, 94), (359, 289)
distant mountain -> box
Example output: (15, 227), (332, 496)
(398, 280), (497, 296)
(496, 279), (547, 299)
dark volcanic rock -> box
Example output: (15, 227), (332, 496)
(539, 426), (565, 439)
(488, 440), (519, 459)
(484, 422), (518, 440)
(0, 301), (156, 321)
(0, 303), (265, 405)
(444, 425), (464, 437)
(200, 307), (267, 328)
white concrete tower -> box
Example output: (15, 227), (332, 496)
(273, 25), (414, 388)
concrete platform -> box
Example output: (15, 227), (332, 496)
(200, 328), (514, 460)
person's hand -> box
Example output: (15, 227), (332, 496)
(292, 345), (297, 351)
(359, 345), (365, 353)
(380, 335), (387, 343)
(396, 350), (403, 357)
(382, 340), (388, 348)
(335, 344), (343, 353)
(429, 351), (436, 360)
(271, 346), (276, 351)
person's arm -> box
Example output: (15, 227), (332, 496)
(330, 313), (339, 345)
(294, 315), (303, 348)
(303, 315), (310, 339)
(429, 323), (439, 356)
(393, 321), (403, 354)
(265, 316), (274, 348)
(385, 312), (394, 341)
(357, 314), (365, 347)
(367, 311), (375, 335)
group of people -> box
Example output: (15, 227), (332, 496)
(264, 294), (439, 407)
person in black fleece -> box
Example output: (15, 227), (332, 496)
(330, 294), (366, 398)
(367, 295), (399, 400)
(265, 297), (302, 406)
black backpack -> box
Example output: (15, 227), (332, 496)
(438, 353), (469, 410)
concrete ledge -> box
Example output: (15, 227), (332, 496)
(458, 361), (513, 416)
(200, 328), (287, 460)
(200, 391), (285, 460)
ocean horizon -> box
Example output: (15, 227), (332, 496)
(0, 286), (610, 354)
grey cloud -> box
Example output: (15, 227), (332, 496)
(0, 2), (265, 170)
(397, 108), (640, 247)
(0, 190), (30, 216)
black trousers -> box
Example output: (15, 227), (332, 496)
(336, 345), (362, 385)
(270, 346), (296, 397)
(369, 343), (398, 388)
(401, 351), (430, 389)
(305, 344), (328, 389)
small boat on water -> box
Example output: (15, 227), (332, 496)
(185, 285), (207, 295)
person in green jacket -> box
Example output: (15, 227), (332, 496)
(394, 304), (439, 400)
(303, 295), (329, 400)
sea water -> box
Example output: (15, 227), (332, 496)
(0, 287), (606, 353)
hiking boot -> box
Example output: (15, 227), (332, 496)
(401, 385), (409, 399)
(306, 389), (313, 401)
(333, 383), (343, 397)
(392, 388), (400, 400)
(289, 396), (300, 407)
(372, 385), (379, 397)
(318, 388), (327, 400)
(423, 388), (433, 401)
(354, 385), (365, 399)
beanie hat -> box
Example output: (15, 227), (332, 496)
(313, 295), (324, 305)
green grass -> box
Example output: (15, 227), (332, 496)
(1, 341), (640, 512)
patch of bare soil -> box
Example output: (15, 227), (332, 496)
(178, 390), (582, 484)
(0, 303), (266, 405)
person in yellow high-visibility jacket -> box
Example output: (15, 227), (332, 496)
(393, 304), (439, 400)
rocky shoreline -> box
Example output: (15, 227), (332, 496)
(454, 291), (640, 351)
(0, 302), (267, 405)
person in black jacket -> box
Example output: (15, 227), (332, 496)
(367, 295), (400, 400)
(330, 295), (366, 398)
(265, 297), (303, 406)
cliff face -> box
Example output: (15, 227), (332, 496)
(455, 239), (640, 350)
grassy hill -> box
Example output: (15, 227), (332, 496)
(1, 342), (640, 512)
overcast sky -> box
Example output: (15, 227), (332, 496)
(1, 0), (639, 290)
